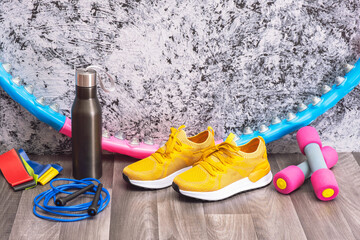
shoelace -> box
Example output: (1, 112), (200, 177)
(152, 125), (185, 164)
(196, 134), (242, 176)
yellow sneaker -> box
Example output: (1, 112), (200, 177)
(123, 125), (215, 189)
(172, 133), (272, 201)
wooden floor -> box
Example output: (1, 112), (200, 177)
(1, 153), (360, 240)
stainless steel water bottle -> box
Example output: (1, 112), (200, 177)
(72, 68), (102, 179)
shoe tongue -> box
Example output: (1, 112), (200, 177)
(224, 133), (238, 146)
(208, 154), (222, 163)
(206, 133), (238, 163)
(175, 129), (188, 144)
(160, 129), (188, 152)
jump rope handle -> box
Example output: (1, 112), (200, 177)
(55, 183), (95, 206)
(88, 183), (103, 216)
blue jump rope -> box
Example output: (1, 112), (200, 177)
(33, 178), (110, 222)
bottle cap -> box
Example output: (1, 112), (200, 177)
(76, 69), (96, 87)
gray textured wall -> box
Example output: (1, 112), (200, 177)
(0, 0), (360, 155)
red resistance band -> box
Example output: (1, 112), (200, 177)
(0, 149), (34, 186)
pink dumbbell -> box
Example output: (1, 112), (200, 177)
(273, 126), (339, 201)
(274, 146), (337, 195)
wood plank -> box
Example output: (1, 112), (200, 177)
(2, 152), (359, 240)
(0, 159), (23, 240)
(157, 187), (208, 240)
(109, 155), (159, 240)
(205, 214), (257, 240)
(245, 154), (307, 240)
(352, 152), (360, 166)
(8, 155), (64, 240)
(204, 154), (306, 240)
(276, 153), (356, 240)
(332, 153), (360, 238)
(59, 154), (114, 240)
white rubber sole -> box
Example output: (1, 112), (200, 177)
(178, 171), (273, 201)
(127, 166), (192, 189)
